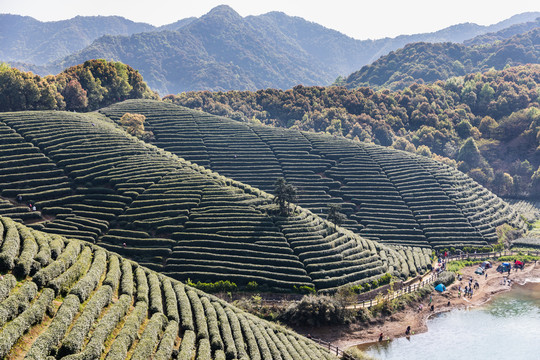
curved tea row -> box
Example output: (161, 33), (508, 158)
(0, 216), (337, 359)
(100, 100), (525, 249)
(0, 111), (428, 291)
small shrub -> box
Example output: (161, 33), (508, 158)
(279, 294), (354, 327)
(434, 271), (455, 287)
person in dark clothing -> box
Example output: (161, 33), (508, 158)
(379, 333), (383, 342)
(405, 326), (411, 335)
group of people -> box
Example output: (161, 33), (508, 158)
(16, 195), (36, 211)
(458, 276), (479, 298)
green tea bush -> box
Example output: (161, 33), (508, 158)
(225, 307), (248, 359)
(103, 255), (121, 292)
(0, 288), (54, 358)
(104, 301), (148, 360)
(177, 330), (196, 360)
(153, 320), (178, 360)
(0, 274), (16, 301)
(135, 267), (149, 303)
(50, 246), (92, 296)
(119, 259), (134, 296)
(187, 289), (209, 340)
(62, 294), (130, 360)
(130, 312), (167, 360)
(148, 272), (163, 314)
(213, 302), (237, 359)
(33, 241), (81, 287)
(0, 281), (38, 327)
(174, 284), (194, 331)
(58, 285), (113, 356)
(201, 297), (224, 351)
(162, 278), (179, 322)
(25, 294), (81, 360)
(0, 218), (21, 270)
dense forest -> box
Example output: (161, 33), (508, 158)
(166, 65), (540, 198)
(0, 59), (158, 112)
(340, 27), (540, 90)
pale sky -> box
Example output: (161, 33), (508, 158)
(1, 0), (539, 40)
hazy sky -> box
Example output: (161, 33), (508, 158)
(1, 0), (539, 39)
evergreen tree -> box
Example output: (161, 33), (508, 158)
(327, 204), (346, 226)
(274, 177), (297, 216)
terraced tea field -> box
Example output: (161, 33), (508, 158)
(0, 216), (336, 359)
(100, 100), (525, 250)
(0, 110), (432, 291)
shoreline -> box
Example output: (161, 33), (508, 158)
(297, 261), (540, 350)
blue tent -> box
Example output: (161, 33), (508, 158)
(435, 283), (446, 292)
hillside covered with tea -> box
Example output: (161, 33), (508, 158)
(100, 100), (524, 250)
(169, 65), (540, 198)
(0, 216), (337, 359)
(0, 109), (437, 292)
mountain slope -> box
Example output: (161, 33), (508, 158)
(0, 14), (154, 64)
(0, 109), (431, 291)
(99, 100), (525, 249)
(0, 216), (336, 359)
(342, 27), (540, 90)
(465, 16), (540, 45)
(167, 65), (540, 198)
(7, 8), (539, 94)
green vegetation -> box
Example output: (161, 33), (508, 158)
(446, 260), (485, 273)
(101, 99), (524, 252)
(0, 60), (157, 112)
(0, 216), (337, 359)
(0, 108), (429, 291)
(342, 28), (540, 90)
(167, 65), (540, 197)
(280, 294), (355, 327)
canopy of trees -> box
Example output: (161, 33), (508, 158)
(341, 27), (540, 90)
(166, 65), (540, 198)
(0, 60), (158, 112)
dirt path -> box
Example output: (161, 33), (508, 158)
(296, 261), (539, 350)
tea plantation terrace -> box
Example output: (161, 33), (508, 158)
(100, 100), (525, 249)
(0, 215), (338, 359)
(0, 110), (430, 291)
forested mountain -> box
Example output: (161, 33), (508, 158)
(4, 7), (539, 94)
(464, 17), (540, 45)
(168, 65), (540, 199)
(342, 28), (540, 90)
(0, 14), (154, 65)
(52, 5), (375, 94)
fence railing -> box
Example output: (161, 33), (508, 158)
(312, 337), (356, 360)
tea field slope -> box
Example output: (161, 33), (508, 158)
(100, 100), (525, 250)
(0, 215), (337, 359)
(0, 110), (427, 291)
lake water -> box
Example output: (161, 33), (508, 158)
(358, 280), (540, 360)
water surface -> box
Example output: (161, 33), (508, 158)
(359, 281), (540, 360)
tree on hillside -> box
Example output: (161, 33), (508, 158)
(327, 204), (346, 226)
(119, 113), (154, 141)
(274, 177), (297, 216)
(62, 79), (88, 111)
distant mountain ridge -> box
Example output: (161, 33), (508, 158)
(0, 14), (154, 64)
(342, 27), (540, 90)
(3, 7), (540, 93)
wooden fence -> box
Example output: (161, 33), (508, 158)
(312, 337), (356, 360)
